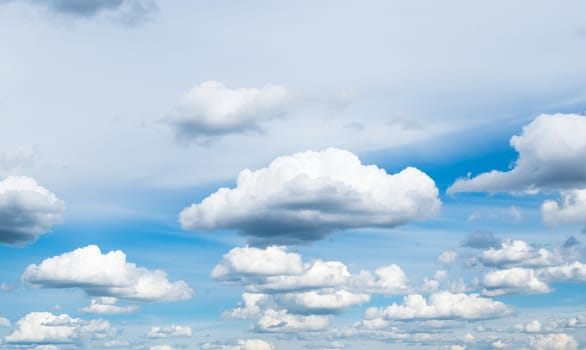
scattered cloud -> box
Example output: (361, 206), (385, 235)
(23, 245), (194, 302)
(3, 312), (113, 344)
(201, 339), (275, 350)
(180, 148), (440, 245)
(364, 292), (512, 321)
(529, 333), (578, 350)
(166, 81), (294, 144)
(255, 309), (329, 333)
(438, 250), (458, 267)
(0, 317), (10, 327)
(480, 240), (563, 268)
(461, 231), (502, 249)
(79, 297), (139, 314)
(0, 176), (65, 246)
(147, 325), (192, 338)
(482, 267), (551, 296)
(542, 189), (586, 226)
(448, 114), (586, 194)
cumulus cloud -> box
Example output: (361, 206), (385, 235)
(364, 292), (511, 321)
(448, 114), (586, 194)
(539, 261), (586, 283)
(201, 339), (275, 350)
(480, 240), (562, 268)
(0, 176), (64, 246)
(461, 231), (502, 250)
(529, 333), (578, 350)
(79, 297), (139, 314)
(275, 288), (370, 314)
(3, 312), (112, 344)
(542, 189), (586, 226)
(482, 268), (551, 296)
(167, 81), (294, 143)
(180, 148), (440, 245)
(9, 0), (157, 23)
(256, 309), (329, 332)
(22, 245), (193, 302)
(150, 345), (174, 350)
(438, 250), (458, 266)
(147, 325), (192, 338)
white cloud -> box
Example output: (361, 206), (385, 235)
(201, 339), (275, 350)
(482, 268), (551, 296)
(480, 240), (562, 268)
(542, 189), (586, 226)
(539, 261), (586, 283)
(0, 176), (64, 246)
(167, 81), (294, 143)
(150, 345), (174, 350)
(79, 297), (139, 314)
(448, 114), (586, 194)
(3, 312), (112, 344)
(223, 293), (272, 320)
(364, 292), (511, 321)
(438, 250), (458, 266)
(147, 324), (192, 338)
(256, 309), (329, 332)
(348, 264), (408, 295)
(0, 317), (10, 327)
(514, 320), (542, 333)
(275, 288), (370, 314)
(22, 245), (193, 302)
(529, 333), (578, 350)
(211, 246), (303, 283)
(180, 148), (440, 244)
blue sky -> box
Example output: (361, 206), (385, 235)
(2, 1), (586, 349)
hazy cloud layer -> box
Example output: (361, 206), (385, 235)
(180, 148), (440, 245)
(23, 245), (193, 302)
(167, 81), (294, 143)
(449, 114), (586, 194)
(201, 339), (275, 350)
(0, 176), (64, 246)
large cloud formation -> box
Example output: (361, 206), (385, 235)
(22, 245), (193, 303)
(167, 81), (294, 143)
(180, 148), (440, 244)
(0, 176), (64, 246)
(448, 114), (586, 194)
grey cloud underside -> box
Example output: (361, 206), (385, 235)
(461, 231), (502, 249)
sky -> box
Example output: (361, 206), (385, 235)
(2, 1), (586, 349)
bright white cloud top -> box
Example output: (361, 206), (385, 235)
(167, 81), (294, 143)
(180, 148), (440, 244)
(22, 245), (193, 303)
(449, 114), (586, 194)
(542, 189), (586, 226)
(0, 176), (64, 246)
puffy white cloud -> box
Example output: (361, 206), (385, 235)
(256, 309), (329, 332)
(0, 176), (64, 246)
(449, 114), (586, 194)
(22, 245), (193, 302)
(482, 268), (551, 296)
(348, 264), (407, 295)
(529, 333), (578, 350)
(438, 250), (458, 266)
(3, 312), (112, 344)
(223, 293), (272, 320)
(542, 189), (586, 226)
(150, 345), (174, 350)
(211, 246), (303, 283)
(514, 320), (542, 333)
(167, 81), (294, 143)
(147, 325), (192, 338)
(480, 240), (562, 268)
(365, 292), (511, 321)
(539, 261), (586, 283)
(180, 148), (440, 244)
(275, 288), (370, 314)
(79, 297), (139, 314)
(201, 339), (275, 350)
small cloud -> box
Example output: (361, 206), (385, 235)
(461, 231), (502, 249)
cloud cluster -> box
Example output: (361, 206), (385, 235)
(3, 312), (113, 344)
(167, 81), (294, 143)
(480, 240), (563, 268)
(201, 339), (275, 350)
(180, 148), (440, 244)
(147, 325), (192, 338)
(79, 297), (139, 314)
(529, 333), (578, 350)
(449, 114), (586, 194)
(0, 176), (64, 246)
(364, 292), (511, 321)
(542, 189), (586, 226)
(23, 245), (193, 304)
